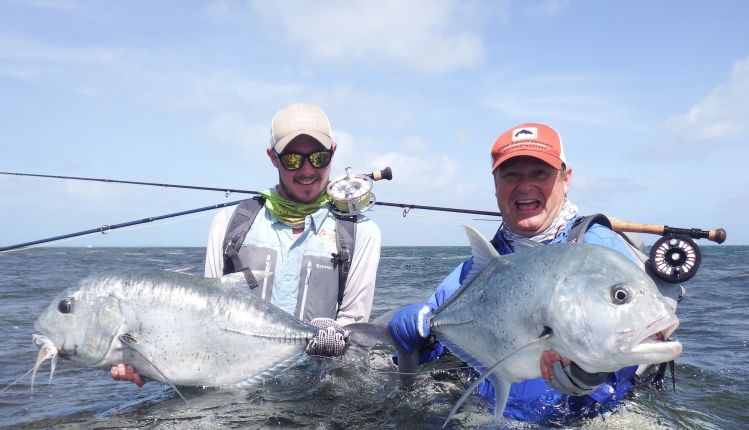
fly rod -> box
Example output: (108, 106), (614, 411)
(1, 170), (727, 244)
(0, 200), (245, 253)
(610, 218), (726, 244)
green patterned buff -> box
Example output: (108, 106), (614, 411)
(260, 188), (331, 227)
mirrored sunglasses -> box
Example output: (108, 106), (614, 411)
(275, 150), (333, 171)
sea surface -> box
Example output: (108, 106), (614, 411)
(0, 246), (747, 429)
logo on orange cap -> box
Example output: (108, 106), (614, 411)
(491, 123), (566, 171)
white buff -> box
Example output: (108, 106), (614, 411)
(501, 199), (578, 251)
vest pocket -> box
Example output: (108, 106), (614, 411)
(295, 254), (339, 321)
(235, 245), (277, 300)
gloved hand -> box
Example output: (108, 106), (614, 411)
(388, 303), (432, 353)
(548, 361), (608, 396)
(305, 318), (350, 357)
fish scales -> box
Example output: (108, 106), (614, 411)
(34, 270), (317, 388)
(423, 226), (682, 420)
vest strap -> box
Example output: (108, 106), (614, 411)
(222, 197), (265, 289)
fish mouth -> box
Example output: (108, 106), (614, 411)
(33, 333), (71, 358)
(629, 318), (682, 361)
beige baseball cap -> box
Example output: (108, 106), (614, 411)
(270, 103), (333, 152)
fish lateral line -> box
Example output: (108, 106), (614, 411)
(220, 327), (312, 343)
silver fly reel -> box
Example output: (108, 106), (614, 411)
(327, 167), (376, 216)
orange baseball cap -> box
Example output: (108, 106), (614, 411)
(490, 123), (567, 171)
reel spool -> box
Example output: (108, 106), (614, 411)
(327, 167), (377, 216)
(649, 234), (701, 283)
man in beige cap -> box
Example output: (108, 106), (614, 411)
(112, 103), (382, 385)
(388, 122), (664, 424)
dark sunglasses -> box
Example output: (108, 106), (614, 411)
(275, 150), (333, 171)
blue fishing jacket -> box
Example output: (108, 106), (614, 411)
(423, 219), (640, 425)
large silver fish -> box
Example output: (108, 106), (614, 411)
(32, 270), (317, 391)
(399, 226), (683, 423)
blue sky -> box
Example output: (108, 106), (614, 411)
(1, 0), (747, 248)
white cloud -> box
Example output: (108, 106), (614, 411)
(0, 37), (127, 65)
(524, 0), (570, 18)
(247, 0), (487, 72)
(201, 112), (268, 153)
(6, 0), (84, 12)
(330, 131), (462, 194)
(663, 55), (749, 146)
(483, 74), (635, 127)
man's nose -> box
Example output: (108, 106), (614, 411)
(515, 174), (535, 188)
(299, 157), (316, 174)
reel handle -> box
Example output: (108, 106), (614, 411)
(367, 167), (392, 181)
(610, 218), (727, 244)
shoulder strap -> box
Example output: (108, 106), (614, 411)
(566, 213), (613, 243)
(222, 196), (266, 288)
(332, 214), (357, 307)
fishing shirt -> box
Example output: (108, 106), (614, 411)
(423, 219), (641, 424)
(204, 204), (381, 325)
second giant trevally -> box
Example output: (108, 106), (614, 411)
(398, 226), (683, 424)
(32, 270), (318, 392)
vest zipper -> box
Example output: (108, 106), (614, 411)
(298, 260), (312, 320)
(261, 254), (271, 299)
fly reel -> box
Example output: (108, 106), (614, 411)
(327, 167), (392, 216)
(649, 234), (701, 283)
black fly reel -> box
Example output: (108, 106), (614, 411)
(649, 234), (701, 283)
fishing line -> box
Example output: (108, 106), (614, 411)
(0, 170), (502, 218)
(371, 208), (499, 223)
(0, 367), (34, 394)
(1, 171), (727, 253)
(374, 364), (478, 376)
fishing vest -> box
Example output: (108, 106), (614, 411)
(221, 197), (356, 320)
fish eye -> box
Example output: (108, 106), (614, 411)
(611, 285), (631, 304)
(58, 298), (73, 314)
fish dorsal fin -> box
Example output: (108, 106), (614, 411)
(461, 225), (501, 286)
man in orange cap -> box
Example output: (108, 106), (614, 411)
(389, 122), (647, 424)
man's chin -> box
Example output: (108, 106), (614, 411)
(290, 190), (324, 203)
(512, 217), (547, 236)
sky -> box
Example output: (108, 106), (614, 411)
(1, 0), (747, 249)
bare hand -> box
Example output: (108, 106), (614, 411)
(540, 349), (607, 396)
(540, 349), (570, 381)
(110, 363), (146, 387)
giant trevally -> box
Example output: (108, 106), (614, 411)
(377, 226), (683, 425)
(31, 270), (318, 395)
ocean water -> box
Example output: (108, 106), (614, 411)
(0, 246), (747, 429)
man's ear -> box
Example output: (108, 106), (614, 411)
(267, 147), (279, 168)
(562, 167), (572, 194)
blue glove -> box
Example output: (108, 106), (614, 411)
(388, 303), (432, 353)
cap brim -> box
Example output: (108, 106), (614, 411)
(492, 151), (563, 171)
(273, 130), (333, 152)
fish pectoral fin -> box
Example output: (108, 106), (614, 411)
(118, 334), (187, 403)
(489, 375), (510, 418)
